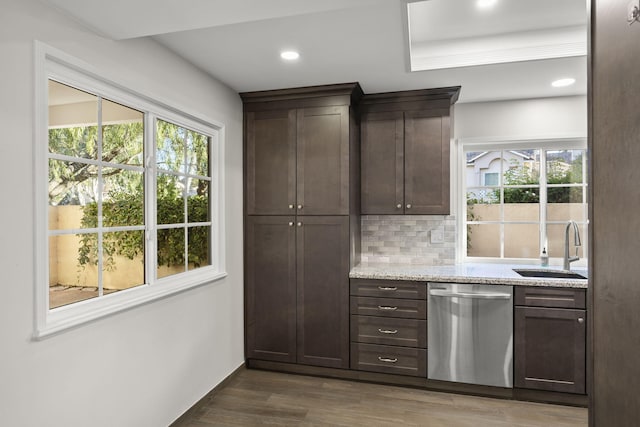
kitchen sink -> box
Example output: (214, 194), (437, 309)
(513, 269), (587, 280)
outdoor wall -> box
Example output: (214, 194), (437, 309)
(0, 1), (244, 427)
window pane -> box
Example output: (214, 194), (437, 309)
(48, 159), (98, 229)
(157, 227), (185, 279)
(156, 120), (185, 173)
(504, 224), (539, 258)
(503, 187), (539, 204)
(466, 189), (500, 221)
(467, 224), (500, 257)
(547, 186), (584, 203)
(187, 179), (209, 223)
(49, 234), (98, 309)
(188, 226), (211, 270)
(547, 191), (586, 222)
(48, 80), (98, 160)
(547, 150), (584, 184)
(103, 230), (145, 291)
(103, 168), (144, 227)
(186, 130), (209, 177)
(102, 99), (144, 166)
(547, 223), (587, 259)
(503, 150), (539, 186)
(504, 201), (539, 221)
(465, 151), (501, 188)
(157, 173), (185, 224)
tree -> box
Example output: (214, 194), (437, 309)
(49, 120), (210, 271)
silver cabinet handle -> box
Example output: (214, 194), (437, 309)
(297, 204), (303, 210)
(378, 328), (398, 334)
(578, 317), (584, 324)
(378, 306), (398, 311)
(288, 204), (294, 209)
(378, 357), (398, 363)
(378, 286), (397, 291)
(297, 222), (302, 227)
(396, 203), (402, 209)
(288, 222), (294, 227)
(406, 204), (412, 209)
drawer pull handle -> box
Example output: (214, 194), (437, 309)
(378, 328), (398, 334)
(378, 357), (398, 363)
(378, 305), (398, 311)
(378, 286), (398, 291)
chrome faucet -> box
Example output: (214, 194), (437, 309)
(564, 220), (582, 271)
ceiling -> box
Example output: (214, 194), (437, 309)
(43, 0), (587, 103)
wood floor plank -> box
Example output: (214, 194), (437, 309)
(173, 368), (587, 427)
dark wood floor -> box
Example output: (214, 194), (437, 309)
(173, 368), (587, 426)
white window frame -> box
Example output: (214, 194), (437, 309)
(34, 42), (226, 338)
(457, 137), (587, 265)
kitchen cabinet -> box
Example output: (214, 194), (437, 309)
(246, 215), (350, 368)
(514, 287), (586, 394)
(242, 83), (362, 370)
(360, 87), (460, 215)
(245, 89), (357, 216)
(349, 279), (427, 377)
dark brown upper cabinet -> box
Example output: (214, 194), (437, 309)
(243, 84), (362, 216)
(360, 87), (460, 215)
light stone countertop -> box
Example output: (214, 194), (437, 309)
(350, 262), (588, 289)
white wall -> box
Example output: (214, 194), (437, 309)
(0, 1), (244, 426)
(454, 96), (587, 140)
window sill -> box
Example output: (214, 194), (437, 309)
(34, 267), (227, 339)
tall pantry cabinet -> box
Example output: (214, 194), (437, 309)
(242, 84), (363, 369)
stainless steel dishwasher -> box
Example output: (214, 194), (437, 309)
(427, 283), (513, 388)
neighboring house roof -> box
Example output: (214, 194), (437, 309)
(466, 150), (534, 165)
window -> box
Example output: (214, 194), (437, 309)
(36, 45), (225, 337)
(463, 143), (587, 262)
(483, 172), (499, 186)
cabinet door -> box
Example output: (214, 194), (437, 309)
(404, 111), (450, 214)
(361, 111), (404, 214)
(296, 216), (350, 368)
(246, 110), (296, 215)
(245, 216), (297, 362)
(296, 107), (350, 215)
(514, 307), (586, 394)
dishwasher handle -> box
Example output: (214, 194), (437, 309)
(429, 288), (511, 299)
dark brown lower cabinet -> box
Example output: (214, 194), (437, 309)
(245, 216), (296, 363)
(514, 306), (586, 394)
(245, 215), (350, 369)
(296, 216), (350, 368)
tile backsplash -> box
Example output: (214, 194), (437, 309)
(360, 215), (456, 265)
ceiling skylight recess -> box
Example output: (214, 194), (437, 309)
(406, 0), (587, 72)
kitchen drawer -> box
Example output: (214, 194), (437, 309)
(351, 342), (427, 377)
(350, 296), (426, 319)
(351, 315), (426, 348)
(350, 279), (426, 299)
(515, 287), (586, 309)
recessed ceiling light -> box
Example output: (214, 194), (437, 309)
(280, 51), (300, 61)
(551, 78), (576, 88)
(477, 0), (498, 9)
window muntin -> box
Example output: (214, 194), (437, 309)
(465, 147), (587, 261)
